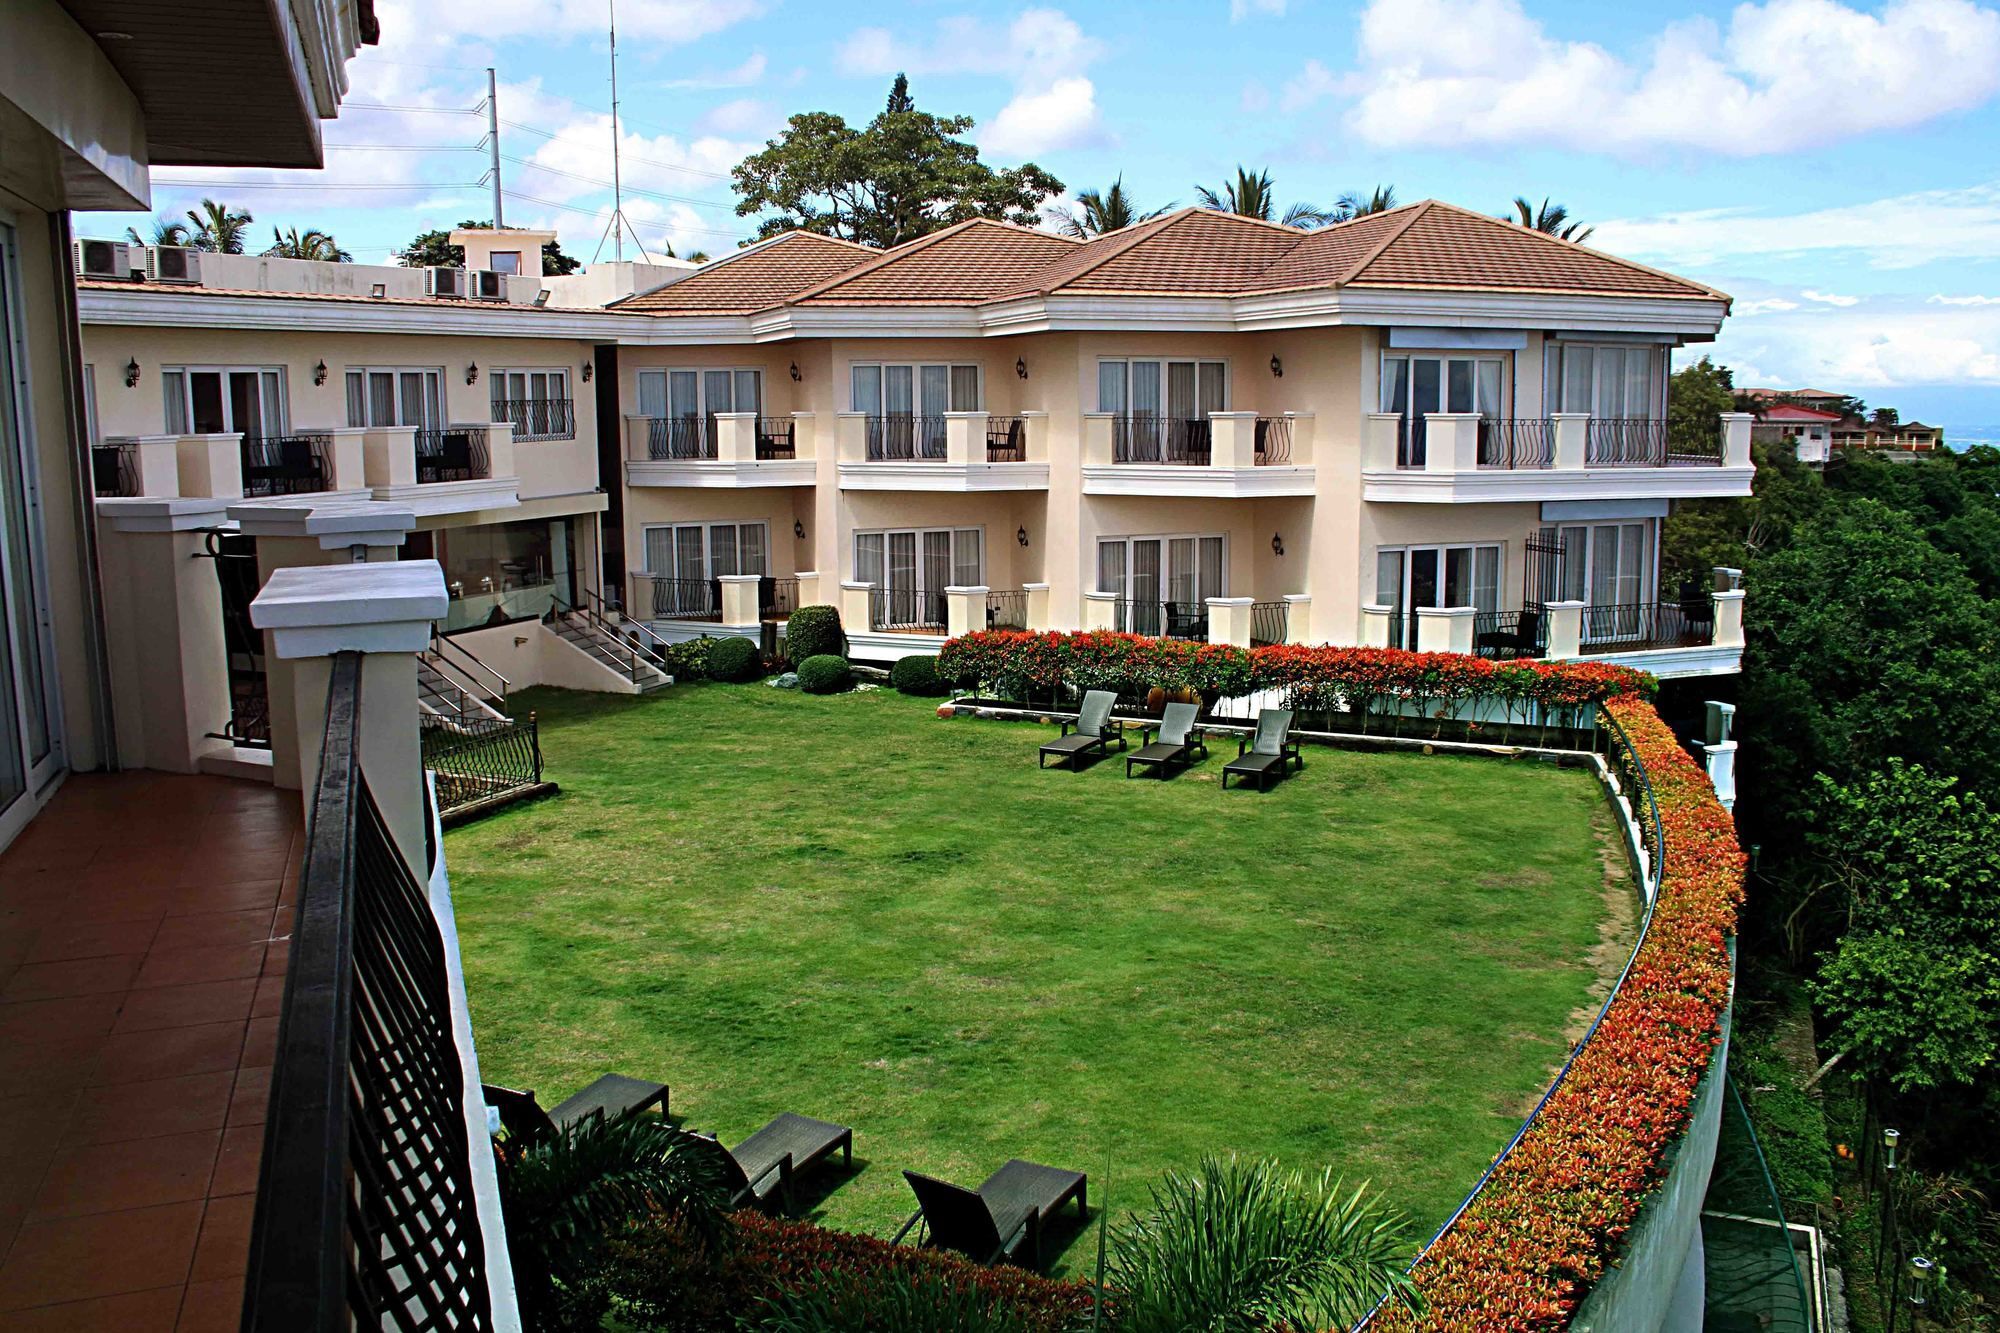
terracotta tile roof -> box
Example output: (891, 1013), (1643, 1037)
(794, 219), (1079, 304)
(1759, 404), (1842, 422)
(611, 232), (876, 314)
(1042, 209), (1305, 296)
(1239, 208), (1419, 294)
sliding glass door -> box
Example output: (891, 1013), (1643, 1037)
(1097, 533), (1225, 636)
(1374, 543), (1501, 648)
(1380, 354), (1503, 466)
(855, 527), (983, 629)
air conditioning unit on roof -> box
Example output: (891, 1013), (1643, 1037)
(425, 266), (465, 298)
(74, 239), (141, 281)
(468, 269), (506, 301)
(148, 247), (201, 284)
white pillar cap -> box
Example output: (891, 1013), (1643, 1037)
(715, 573), (763, 584)
(229, 501), (417, 549)
(251, 560), (449, 658)
(94, 496), (233, 532)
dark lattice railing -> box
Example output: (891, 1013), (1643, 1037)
(242, 652), (496, 1332)
(422, 712), (545, 818)
(415, 427), (490, 483)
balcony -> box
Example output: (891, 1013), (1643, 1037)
(1362, 411), (1754, 503)
(629, 572), (798, 635)
(241, 433), (335, 498)
(1081, 413), (1315, 497)
(836, 412), (1049, 492)
(625, 412), (816, 488)
(1081, 591), (1311, 646)
(492, 396), (575, 442)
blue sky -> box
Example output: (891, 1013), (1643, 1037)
(81, 0), (2000, 438)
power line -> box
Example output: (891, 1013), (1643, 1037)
(499, 118), (733, 182)
(151, 179), (480, 191)
(325, 143), (480, 152)
(500, 189), (744, 241)
(343, 101), (482, 114)
(500, 154), (735, 212)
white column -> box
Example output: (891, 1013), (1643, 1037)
(1081, 413), (1116, 465)
(1424, 413), (1481, 474)
(1284, 412), (1315, 465)
(324, 428), (369, 491)
(250, 561), (450, 876)
(484, 420), (515, 479)
(717, 573), (762, 626)
(1206, 596), (1253, 647)
(794, 571), (822, 608)
(1703, 740), (1738, 811)
(1545, 600), (1586, 658)
(176, 432), (244, 499)
(1721, 412), (1754, 467)
(1023, 581), (1052, 631)
(1283, 593), (1312, 645)
(841, 579), (875, 630)
(1705, 701), (1736, 746)
(789, 410), (818, 459)
(944, 412), (986, 465)
(364, 426), (419, 487)
(1082, 589), (1117, 631)
(1019, 411), (1050, 462)
(624, 414), (651, 462)
(1363, 413), (1402, 470)
(1416, 605), (1476, 654)
(945, 585), (988, 638)
(836, 413), (868, 461)
(712, 412), (755, 463)
(1552, 413), (1589, 470)
(1713, 589), (1746, 649)
(100, 435), (183, 497)
(1209, 413), (1259, 469)
(1359, 603), (1394, 648)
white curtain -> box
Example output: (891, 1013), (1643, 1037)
(950, 365), (980, 411)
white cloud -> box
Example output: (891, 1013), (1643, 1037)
(1591, 182), (2000, 271)
(665, 53), (768, 91)
(697, 98), (781, 137)
(1735, 297), (1802, 315)
(1930, 292), (2000, 305)
(1318, 0), (2000, 156)
(1803, 289), (1861, 306)
(1280, 59), (1341, 113)
(837, 8), (1106, 156)
(373, 0), (764, 44)
(1714, 296), (2000, 387)
(1231, 0), (1288, 19)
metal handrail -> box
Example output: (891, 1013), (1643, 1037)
(565, 585), (671, 680)
(428, 629), (510, 703)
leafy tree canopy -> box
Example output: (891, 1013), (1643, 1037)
(396, 221), (582, 275)
(731, 76), (1063, 248)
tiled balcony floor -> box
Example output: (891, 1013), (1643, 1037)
(0, 772), (299, 1331)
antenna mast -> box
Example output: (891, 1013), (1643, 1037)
(486, 67), (503, 228)
(609, 0), (623, 262)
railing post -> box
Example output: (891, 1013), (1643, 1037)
(177, 431), (245, 499)
(483, 420), (515, 480)
(1209, 412), (1259, 468)
(1283, 593), (1313, 644)
(251, 561), (449, 877)
(99, 434), (184, 497)
(1363, 413), (1402, 470)
(1206, 596), (1253, 647)
(1721, 411), (1755, 467)
(789, 410), (818, 459)
(836, 413), (868, 461)
(624, 414), (650, 462)
(841, 579), (875, 630)
(944, 584), (989, 638)
(1022, 582), (1052, 631)
(1543, 600), (1585, 657)
(1081, 413), (1115, 465)
(1705, 700), (1736, 746)
(1082, 590), (1117, 632)
(1416, 605), (1477, 654)
(1425, 413), (1480, 475)
(1019, 411), (1050, 462)
(1552, 412), (1589, 470)
(1704, 740), (1738, 811)
(716, 573), (762, 626)
(1713, 588), (1746, 649)
(944, 412), (985, 465)
(1359, 603), (1394, 648)
(1285, 412), (1315, 464)
(363, 425), (419, 487)
(712, 412), (755, 463)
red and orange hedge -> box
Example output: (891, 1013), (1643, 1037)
(1374, 696), (1744, 1331)
(936, 630), (1653, 715)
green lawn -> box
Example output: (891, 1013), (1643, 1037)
(448, 682), (1618, 1270)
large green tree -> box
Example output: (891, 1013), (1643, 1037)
(396, 221), (581, 275)
(730, 75), (1063, 248)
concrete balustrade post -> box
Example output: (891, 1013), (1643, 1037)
(793, 571), (821, 609)
(1545, 600), (1585, 658)
(1721, 412), (1755, 467)
(483, 421), (514, 479)
(944, 412), (986, 464)
(835, 413), (868, 461)
(1082, 590), (1117, 631)
(1209, 413), (1259, 469)
(841, 580), (875, 630)
(323, 428), (369, 491)
(1023, 582), (1052, 631)
(1713, 589), (1746, 649)
(1552, 413), (1590, 470)
(1705, 701), (1736, 747)
(717, 574), (762, 626)
(711, 413), (754, 463)
(1285, 413), (1315, 464)
(945, 585), (989, 638)
(1019, 411), (1050, 462)
(1416, 605), (1477, 654)
(1283, 593), (1312, 644)
(624, 415), (650, 461)
(1425, 413), (1481, 475)
(1359, 603), (1394, 648)
(176, 432), (244, 499)
(1081, 413), (1116, 465)
(364, 426), (418, 487)
(1363, 413), (1403, 470)
(1206, 597), (1253, 647)
(789, 411), (818, 459)
(1704, 741), (1738, 811)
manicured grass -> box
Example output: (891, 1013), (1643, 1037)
(448, 682), (1617, 1270)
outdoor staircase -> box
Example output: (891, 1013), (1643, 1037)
(417, 654), (507, 722)
(548, 606), (673, 692)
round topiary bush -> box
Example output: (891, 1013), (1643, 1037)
(785, 605), (844, 665)
(889, 655), (947, 697)
(795, 654), (852, 695)
(705, 635), (764, 683)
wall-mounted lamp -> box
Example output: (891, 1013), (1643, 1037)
(1269, 355), (1283, 378)
(793, 519), (806, 540)
(465, 362), (479, 386)
(1015, 357), (1028, 380)
(789, 361), (802, 383)
(581, 361), (594, 383)
(1270, 532), (1285, 556)
(313, 359), (328, 387)
(124, 358), (141, 388)
(1017, 525), (1030, 548)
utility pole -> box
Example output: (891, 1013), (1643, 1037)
(486, 67), (504, 228)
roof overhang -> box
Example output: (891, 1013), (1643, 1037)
(77, 285), (640, 339)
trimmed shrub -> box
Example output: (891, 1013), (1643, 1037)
(795, 655), (851, 694)
(888, 655), (946, 697)
(785, 605), (844, 663)
(705, 635), (764, 683)
(658, 640), (709, 682)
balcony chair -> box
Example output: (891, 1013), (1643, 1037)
(1164, 601), (1208, 641)
(1125, 702), (1208, 780)
(677, 1112), (853, 1214)
(482, 1073), (669, 1144)
(1037, 689), (1127, 769)
(1221, 709), (1303, 792)
(893, 1158), (1088, 1270)
(1475, 610), (1542, 659)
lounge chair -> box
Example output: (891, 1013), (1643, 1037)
(1126, 702), (1208, 780)
(1037, 690), (1126, 769)
(1221, 709), (1303, 791)
(680, 1112), (853, 1213)
(482, 1073), (669, 1144)
(893, 1159), (1088, 1269)
(1475, 610), (1542, 659)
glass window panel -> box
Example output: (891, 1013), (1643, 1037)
(0, 247), (48, 775)
(1167, 537), (1196, 606)
(1097, 361), (1127, 414)
(703, 368), (733, 414)
(1131, 361), (1162, 417)
(1590, 525), (1619, 605)
(1199, 363), (1226, 415)
(162, 370), (188, 433)
(668, 370), (699, 420)
(884, 365), (914, 415)
(887, 531), (917, 591)
(1130, 540), (1163, 622)
(1618, 524), (1645, 603)
(952, 529), (981, 586)
(228, 373), (261, 439)
(1097, 540), (1126, 597)
(1409, 548), (1440, 610)
(1443, 547), (1471, 606)
(709, 524), (739, 578)
(851, 365), (881, 415)
(368, 372), (394, 427)
(919, 365), (949, 418)
(1411, 358), (1442, 415)
(1446, 359), (1475, 414)
(734, 370), (761, 415)
(1561, 346), (1593, 414)
(674, 526), (704, 582)
(739, 522), (767, 575)
(1476, 361), (1503, 418)
(921, 531), (951, 598)
(1473, 546), (1500, 613)
(490, 376), (505, 418)
(261, 370), (283, 432)
(189, 372), (225, 434)
(1167, 362), (1197, 421)
(643, 526), (672, 573)
(396, 372), (423, 427)
(1594, 347), (1626, 418)
(1625, 349), (1653, 418)
(1375, 549), (1404, 612)
(637, 370), (667, 418)
(950, 365), (979, 411)
(1199, 535), (1225, 601)
(1380, 357), (1408, 414)
(1560, 526), (1588, 602)
(855, 532), (884, 586)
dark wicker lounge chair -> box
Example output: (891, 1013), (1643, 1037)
(1475, 609), (1541, 659)
(680, 1112), (853, 1213)
(482, 1073), (668, 1144)
(1037, 690), (1126, 769)
(1126, 702), (1208, 780)
(1221, 709), (1303, 791)
(893, 1158), (1088, 1269)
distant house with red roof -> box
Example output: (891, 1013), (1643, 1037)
(1751, 403), (1839, 464)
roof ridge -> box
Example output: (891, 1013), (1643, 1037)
(1033, 208), (1197, 294)
(783, 221), (984, 302)
(1332, 200), (1433, 286)
(1417, 200), (1732, 303)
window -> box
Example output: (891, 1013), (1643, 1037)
(1096, 359), (1226, 416)
(490, 368), (573, 441)
(1380, 354), (1504, 466)
(1374, 543), (1502, 649)
(854, 526), (983, 629)
(641, 521), (770, 583)
(636, 367), (762, 454)
(345, 367), (444, 430)
(488, 250), (522, 276)
(1530, 521), (1654, 641)
(162, 367), (287, 439)
(851, 363), (980, 459)
(1096, 533), (1226, 636)
(1544, 343), (1662, 420)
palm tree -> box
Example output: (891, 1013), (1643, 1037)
(1510, 196), (1593, 243)
(263, 226), (352, 262)
(1108, 1156), (1422, 1332)
(184, 198), (254, 254)
(1057, 177), (1170, 239)
(125, 214), (191, 247)
(1195, 166), (1334, 229)
(1333, 184), (1399, 221)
